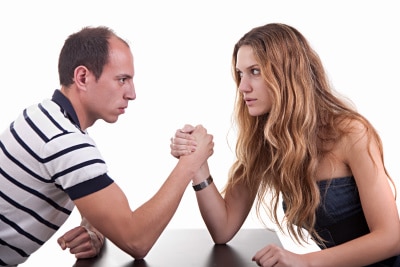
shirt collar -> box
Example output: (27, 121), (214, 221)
(51, 89), (82, 131)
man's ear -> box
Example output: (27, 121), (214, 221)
(74, 66), (89, 90)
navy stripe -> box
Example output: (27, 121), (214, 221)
(23, 108), (49, 142)
(0, 168), (71, 215)
(0, 191), (59, 230)
(44, 142), (96, 163)
(0, 140), (50, 183)
(38, 103), (69, 133)
(0, 238), (29, 258)
(10, 121), (95, 164)
(53, 159), (106, 180)
(66, 174), (113, 200)
(0, 214), (44, 246)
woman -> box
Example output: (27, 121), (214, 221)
(171, 23), (400, 266)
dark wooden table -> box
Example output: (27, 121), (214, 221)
(73, 228), (282, 267)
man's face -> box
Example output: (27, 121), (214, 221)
(83, 37), (135, 126)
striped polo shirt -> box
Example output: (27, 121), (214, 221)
(0, 90), (114, 266)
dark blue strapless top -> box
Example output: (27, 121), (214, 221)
(282, 176), (399, 267)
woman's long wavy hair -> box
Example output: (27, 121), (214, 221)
(226, 23), (395, 245)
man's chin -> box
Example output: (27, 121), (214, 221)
(104, 117), (119, 124)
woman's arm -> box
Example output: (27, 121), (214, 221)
(193, 162), (256, 244)
(172, 125), (256, 244)
(254, 121), (400, 267)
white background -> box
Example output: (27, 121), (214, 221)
(1, 1), (399, 266)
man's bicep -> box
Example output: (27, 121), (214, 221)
(74, 183), (132, 242)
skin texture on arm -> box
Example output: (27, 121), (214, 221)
(172, 125), (256, 244)
(71, 125), (213, 260)
(194, 163), (256, 244)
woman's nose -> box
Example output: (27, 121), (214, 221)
(238, 77), (251, 93)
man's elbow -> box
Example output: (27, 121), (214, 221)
(124, 240), (153, 260)
(211, 233), (232, 245)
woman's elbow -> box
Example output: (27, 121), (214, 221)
(391, 233), (400, 256)
(382, 226), (400, 256)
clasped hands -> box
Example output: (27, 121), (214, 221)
(170, 124), (203, 158)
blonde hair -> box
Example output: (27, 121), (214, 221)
(226, 23), (395, 245)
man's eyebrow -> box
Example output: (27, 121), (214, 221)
(117, 74), (133, 79)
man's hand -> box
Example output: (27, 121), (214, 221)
(57, 225), (104, 259)
(170, 124), (198, 158)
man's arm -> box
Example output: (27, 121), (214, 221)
(63, 125), (213, 260)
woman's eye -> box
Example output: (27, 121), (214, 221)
(251, 69), (260, 75)
(237, 71), (243, 78)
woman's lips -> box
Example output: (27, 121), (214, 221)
(244, 98), (256, 105)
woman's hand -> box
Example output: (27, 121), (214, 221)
(252, 244), (308, 267)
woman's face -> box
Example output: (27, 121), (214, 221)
(236, 45), (272, 116)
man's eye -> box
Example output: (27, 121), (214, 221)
(119, 77), (127, 83)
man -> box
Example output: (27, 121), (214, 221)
(0, 26), (213, 266)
